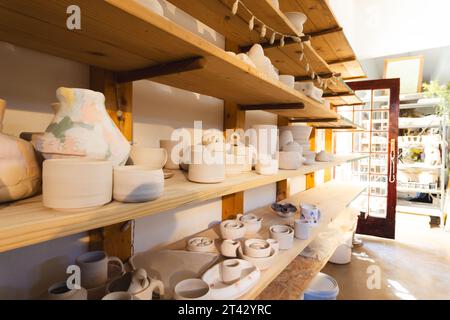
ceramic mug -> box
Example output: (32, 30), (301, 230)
(128, 146), (168, 169)
(294, 219), (310, 240)
(237, 214), (262, 235)
(220, 240), (240, 258)
(300, 204), (321, 224)
(266, 239), (280, 254)
(160, 139), (184, 170)
(76, 251), (124, 289)
(220, 259), (242, 285)
(102, 292), (134, 300)
(174, 279), (210, 300)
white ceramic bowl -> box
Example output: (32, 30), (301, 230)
(128, 146), (168, 169)
(279, 151), (303, 170)
(284, 12), (307, 34)
(244, 239), (271, 258)
(280, 125), (313, 142)
(220, 220), (247, 240)
(174, 279), (210, 300)
(237, 214), (262, 235)
(113, 165), (164, 203)
(237, 246), (277, 271)
(279, 75), (295, 89)
(188, 163), (225, 183)
(269, 225), (294, 250)
(43, 159), (113, 210)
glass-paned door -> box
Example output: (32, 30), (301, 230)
(334, 79), (400, 239)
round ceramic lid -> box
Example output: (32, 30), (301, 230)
(306, 272), (339, 295)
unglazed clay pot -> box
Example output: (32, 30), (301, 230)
(33, 88), (131, 166)
(0, 101), (41, 203)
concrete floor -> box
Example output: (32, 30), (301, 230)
(322, 213), (450, 300)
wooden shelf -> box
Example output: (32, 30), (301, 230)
(257, 207), (357, 299)
(279, 0), (365, 80)
(165, 182), (366, 300)
(0, 0), (338, 119)
(307, 116), (363, 130)
(0, 155), (366, 253)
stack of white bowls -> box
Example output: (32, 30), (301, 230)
(279, 125), (316, 167)
(247, 44), (279, 82)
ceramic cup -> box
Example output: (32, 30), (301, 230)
(269, 225), (294, 250)
(102, 292), (134, 300)
(266, 239), (280, 254)
(237, 214), (262, 235)
(221, 240), (240, 258)
(113, 165), (164, 203)
(244, 239), (271, 258)
(294, 219), (310, 240)
(174, 279), (210, 300)
(300, 204), (321, 224)
(220, 259), (242, 285)
(76, 251), (124, 289)
(160, 139), (184, 170)
(128, 146), (168, 169)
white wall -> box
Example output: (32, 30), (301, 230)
(329, 0), (450, 60)
(0, 0), (300, 299)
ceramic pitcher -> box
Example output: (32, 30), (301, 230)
(33, 87), (131, 166)
(107, 268), (165, 300)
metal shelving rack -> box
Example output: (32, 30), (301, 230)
(396, 95), (448, 226)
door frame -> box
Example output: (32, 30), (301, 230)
(347, 78), (400, 239)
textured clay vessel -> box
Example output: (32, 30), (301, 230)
(34, 88), (130, 166)
(0, 100), (41, 203)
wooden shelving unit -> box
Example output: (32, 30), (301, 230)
(0, 155), (365, 253)
(165, 182), (366, 300)
(279, 0), (365, 81)
(0, 0), (338, 119)
(165, 0), (363, 120)
(306, 116), (363, 130)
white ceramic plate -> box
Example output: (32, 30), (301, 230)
(202, 260), (260, 300)
(237, 246), (277, 271)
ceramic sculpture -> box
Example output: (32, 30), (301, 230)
(33, 88), (130, 166)
(0, 100), (41, 204)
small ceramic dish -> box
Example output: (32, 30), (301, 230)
(174, 279), (211, 300)
(201, 259), (260, 300)
(187, 237), (215, 253)
(271, 202), (298, 218)
(237, 246), (277, 271)
(243, 239), (271, 258)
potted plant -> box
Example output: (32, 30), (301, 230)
(423, 80), (450, 118)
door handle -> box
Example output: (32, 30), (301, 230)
(389, 139), (396, 183)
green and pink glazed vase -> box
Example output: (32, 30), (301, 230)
(34, 88), (131, 166)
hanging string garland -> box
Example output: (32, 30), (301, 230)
(230, 0), (339, 90)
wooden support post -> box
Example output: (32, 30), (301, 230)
(276, 116), (290, 201)
(324, 129), (333, 182)
(89, 67), (133, 261)
(306, 128), (316, 190)
(222, 40), (245, 221)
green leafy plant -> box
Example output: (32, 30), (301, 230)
(423, 80), (450, 117)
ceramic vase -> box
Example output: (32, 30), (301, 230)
(0, 100), (41, 204)
(34, 88), (131, 166)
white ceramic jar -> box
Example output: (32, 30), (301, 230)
(128, 146), (168, 169)
(279, 151), (303, 170)
(113, 165), (164, 203)
(43, 159), (113, 210)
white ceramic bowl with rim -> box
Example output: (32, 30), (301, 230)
(174, 279), (211, 300)
(43, 159), (113, 211)
(113, 165), (164, 203)
(128, 146), (168, 169)
(243, 239), (271, 258)
(269, 225), (294, 250)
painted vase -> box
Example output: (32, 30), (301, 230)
(0, 100), (42, 203)
(34, 88), (131, 166)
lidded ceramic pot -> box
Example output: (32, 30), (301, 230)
(33, 87), (131, 166)
(0, 99), (42, 204)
